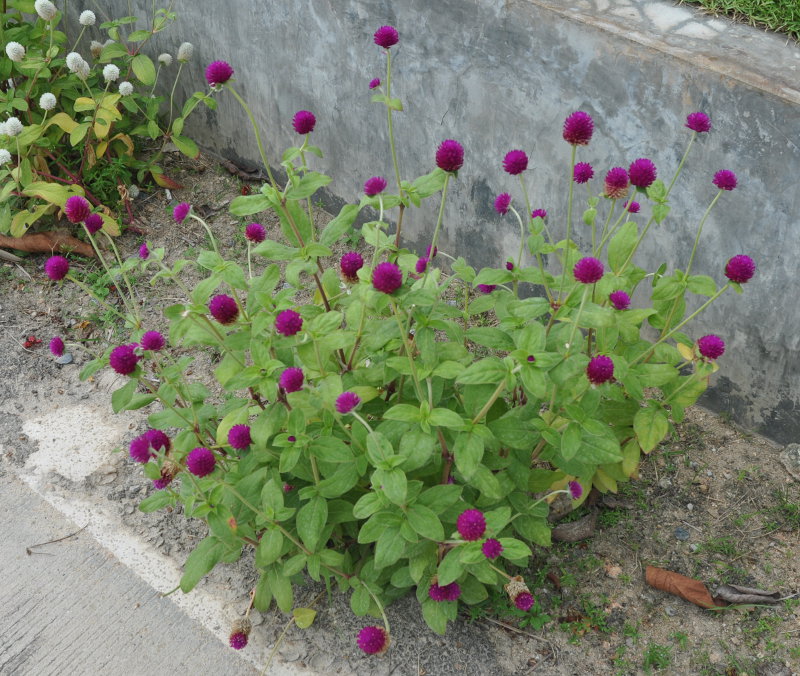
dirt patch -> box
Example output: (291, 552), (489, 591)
(0, 152), (797, 675)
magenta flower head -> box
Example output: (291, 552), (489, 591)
(357, 626), (389, 655)
(340, 252), (364, 283)
(713, 170), (737, 191)
(435, 139), (464, 173)
(364, 176), (387, 196)
(64, 195), (91, 224)
(186, 447), (215, 477)
(609, 290), (631, 310)
(482, 538), (503, 560)
(568, 480), (583, 500)
(209, 294), (239, 325)
(426, 245), (438, 259)
(146, 429), (170, 452)
(372, 261), (403, 294)
(563, 111), (594, 146)
(697, 334), (725, 360)
(604, 167), (629, 199)
(275, 309), (303, 336)
(335, 391), (361, 414)
(502, 149), (528, 175)
(373, 25), (399, 49)
(140, 330), (165, 351)
(139, 243), (149, 260)
(45, 255), (69, 281)
(204, 60), (233, 87)
(49, 336), (65, 357)
(292, 110), (316, 135)
(628, 158), (657, 188)
(229, 632), (248, 650)
(279, 367), (304, 393)
(531, 208), (547, 220)
(494, 192), (511, 215)
(244, 222), (266, 243)
(173, 202), (191, 223)
(686, 112), (711, 133)
(457, 509), (486, 541)
(84, 213), (103, 234)
(368, 77), (381, 89)
(506, 261), (514, 271)
(429, 582), (461, 601)
(515, 592), (535, 611)
(477, 284), (496, 294)
(228, 424), (252, 450)
(415, 257), (429, 274)
(109, 343), (140, 376)
(625, 200), (640, 213)
(724, 254), (755, 283)
(573, 256), (604, 284)
(573, 162), (594, 184)
(587, 355), (614, 385)
(129, 434), (153, 463)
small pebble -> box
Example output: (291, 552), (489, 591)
(686, 503), (694, 511)
(690, 543), (700, 552)
(674, 526), (690, 541)
(664, 606), (676, 617)
(55, 353), (73, 365)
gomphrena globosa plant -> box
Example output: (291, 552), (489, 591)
(58, 24), (755, 654)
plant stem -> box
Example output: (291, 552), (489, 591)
(188, 213), (219, 254)
(471, 367), (521, 425)
(425, 173), (451, 274)
(225, 84), (278, 190)
(389, 299), (424, 401)
(666, 132), (696, 197)
(558, 145), (578, 303)
(685, 191), (722, 278)
(565, 285), (591, 357)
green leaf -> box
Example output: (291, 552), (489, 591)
(473, 268), (513, 286)
(255, 529), (284, 567)
(180, 536), (224, 592)
(453, 434), (484, 479)
(350, 585), (371, 615)
(252, 239), (298, 261)
(320, 204), (360, 246)
(411, 168), (447, 198)
(437, 550), (463, 586)
(138, 491), (172, 513)
(352, 492), (384, 519)
(498, 538), (532, 561)
(111, 379), (137, 413)
(651, 276), (685, 301)
(374, 527), (406, 569)
(428, 408), (464, 428)
(267, 568), (293, 612)
(687, 274), (717, 296)
(465, 327), (515, 350)
(634, 405), (669, 453)
(285, 171), (332, 200)
(293, 607), (317, 629)
(131, 53), (156, 85)
(422, 599), (449, 635)
(229, 194), (273, 216)
(456, 357), (507, 385)
(383, 404), (421, 423)
(652, 203), (671, 224)
(561, 422), (583, 461)
(607, 221), (638, 273)
(577, 432), (622, 464)
(406, 504), (444, 541)
(380, 467), (407, 505)
(173, 134), (199, 158)
(296, 496), (327, 552)
(99, 42), (129, 62)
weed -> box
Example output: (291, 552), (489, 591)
(768, 488), (800, 529)
(642, 642), (672, 672)
(622, 621), (641, 642)
(671, 631), (689, 650)
(701, 536), (738, 557)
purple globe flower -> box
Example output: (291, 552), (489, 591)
(697, 334), (725, 360)
(244, 222), (266, 243)
(209, 294), (239, 325)
(506, 261), (514, 271)
(287, 435), (296, 442)
(49, 336), (65, 357)
(357, 626), (389, 655)
(573, 162), (594, 184)
(364, 176), (388, 196)
(140, 330), (165, 351)
(573, 257), (604, 284)
(279, 367), (304, 393)
(153, 478), (171, 490)
(429, 582), (461, 602)
(292, 110), (316, 135)
(369, 78), (381, 89)
(335, 391), (360, 414)
(502, 149), (528, 175)
(204, 60), (233, 86)
(109, 343), (140, 375)
(45, 255), (69, 281)
(686, 112), (711, 133)
(340, 252), (364, 283)
(604, 167), (629, 199)
(712, 170), (737, 191)
(527, 355), (535, 362)
(372, 261), (403, 294)
(373, 25), (399, 49)
(563, 111), (594, 146)
(173, 202), (191, 223)
(494, 192), (512, 215)
(457, 509), (486, 541)
(724, 254), (755, 283)
(415, 257), (429, 274)
(129, 434), (153, 463)
(628, 158), (657, 188)
(530, 208), (547, 220)
(477, 284), (496, 294)
(229, 632), (248, 650)
(64, 195), (91, 223)
(146, 429), (170, 452)
(228, 424), (252, 450)
(435, 139), (464, 172)
(482, 538), (503, 560)
(609, 290), (631, 310)
(186, 447), (216, 477)
(426, 245), (438, 259)
(84, 213), (103, 234)
(275, 309), (303, 336)
(139, 243), (150, 260)
(568, 480), (583, 500)
(586, 355), (614, 385)
(625, 200), (640, 213)
(515, 592), (535, 611)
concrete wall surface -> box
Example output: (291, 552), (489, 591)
(87, 1), (799, 443)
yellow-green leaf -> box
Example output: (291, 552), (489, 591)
(22, 181), (76, 206)
(132, 54), (156, 85)
(74, 97), (97, 112)
(292, 608), (317, 629)
(10, 205), (49, 237)
(70, 122), (90, 146)
(172, 134), (198, 158)
(45, 112), (78, 134)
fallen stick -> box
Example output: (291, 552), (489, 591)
(0, 231), (95, 258)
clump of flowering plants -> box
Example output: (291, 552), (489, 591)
(74, 26), (754, 651)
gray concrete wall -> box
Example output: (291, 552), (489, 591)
(90, 1), (799, 443)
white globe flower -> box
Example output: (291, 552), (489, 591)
(90, 41), (104, 59)
(75, 61), (91, 80)
(118, 81), (134, 96)
(103, 64), (120, 83)
(0, 123), (6, 136)
(0, 149), (11, 165)
(177, 42), (193, 62)
(4, 117), (24, 138)
(39, 92), (57, 111)
(5, 42), (25, 62)
(34, 0), (57, 20)
(65, 52), (84, 72)
(79, 10), (96, 26)
(158, 53), (173, 67)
